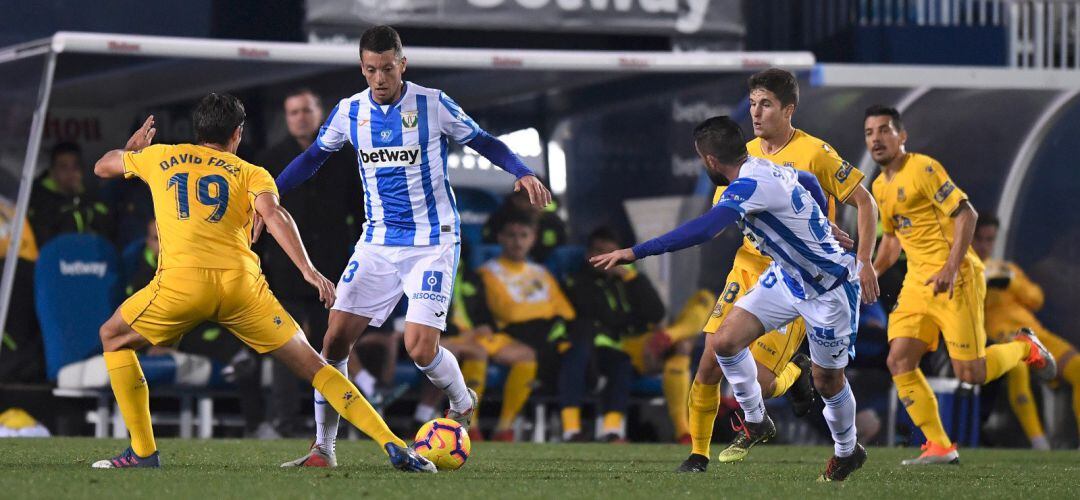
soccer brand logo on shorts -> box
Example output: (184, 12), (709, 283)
(422, 271), (443, 293)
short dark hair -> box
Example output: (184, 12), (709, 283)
(50, 142), (81, 166)
(284, 87), (321, 107)
(193, 93), (245, 145)
(493, 209), (537, 234)
(359, 25), (403, 60)
(693, 116), (748, 165)
(864, 104), (904, 131)
(748, 68), (799, 108)
(976, 213), (1000, 230)
(587, 227), (622, 248)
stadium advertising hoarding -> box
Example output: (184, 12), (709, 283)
(306, 0), (744, 37)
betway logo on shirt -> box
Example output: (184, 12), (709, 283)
(59, 260), (107, 278)
(358, 146), (422, 168)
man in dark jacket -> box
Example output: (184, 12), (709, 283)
(561, 227), (666, 442)
(255, 88), (364, 435)
(28, 142), (113, 246)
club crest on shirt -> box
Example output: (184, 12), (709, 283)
(379, 129), (393, 143)
(401, 111), (418, 129)
(897, 187), (906, 202)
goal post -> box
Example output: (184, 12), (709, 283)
(0, 31), (816, 355)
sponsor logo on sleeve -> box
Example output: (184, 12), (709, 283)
(934, 181), (955, 203)
(835, 161), (855, 183)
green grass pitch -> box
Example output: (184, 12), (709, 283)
(1, 438), (1077, 499)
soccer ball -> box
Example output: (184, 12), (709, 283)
(413, 418), (471, 470)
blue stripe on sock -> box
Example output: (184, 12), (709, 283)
(418, 347), (444, 372)
(717, 349), (750, 367)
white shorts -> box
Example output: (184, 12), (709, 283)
(332, 242), (458, 330)
(736, 264), (861, 369)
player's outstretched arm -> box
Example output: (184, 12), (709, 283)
(275, 142), (334, 194)
(842, 185), (880, 303)
(94, 115), (156, 179)
(590, 204), (740, 270)
(465, 131), (551, 208)
(254, 192), (336, 308)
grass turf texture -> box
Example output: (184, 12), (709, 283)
(2, 438), (1077, 499)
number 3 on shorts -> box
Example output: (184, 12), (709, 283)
(342, 261), (359, 283)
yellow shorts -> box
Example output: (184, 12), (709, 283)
(477, 332), (517, 357)
(702, 256), (806, 374)
(888, 261), (986, 361)
(120, 268), (300, 354)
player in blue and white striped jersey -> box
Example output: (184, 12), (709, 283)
(275, 25), (551, 468)
(591, 116), (866, 482)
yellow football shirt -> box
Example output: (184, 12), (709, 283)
(478, 257), (576, 327)
(122, 143), (276, 275)
(984, 259), (1043, 337)
(871, 152), (981, 277)
(712, 129), (864, 263)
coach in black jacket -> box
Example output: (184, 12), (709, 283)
(255, 88), (364, 435)
(561, 227), (666, 442)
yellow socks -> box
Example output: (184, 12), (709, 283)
(985, 341), (1031, 382)
(771, 361), (802, 398)
(104, 350), (156, 457)
(561, 406), (581, 437)
(497, 361), (536, 431)
(1005, 365), (1045, 441)
(662, 354), (691, 439)
(687, 380), (720, 457)
(602, 411), (624, 435)
(894, 369), (952, 447)
(461, 359), (488, 427)
(312, 365), (404, 449)
(1063, 356), (1080, 438)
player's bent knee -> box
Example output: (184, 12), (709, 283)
(886, 351), (918, 375)
(812, 368), (846, 398)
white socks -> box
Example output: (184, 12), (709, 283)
(353, 369), (377, 397)
(716, 348), (765, 423)
(822, 381), (858, 457)
(314, 358), (348, 452)
(417, 346), (470, 412)
(414, 403), (438, 424)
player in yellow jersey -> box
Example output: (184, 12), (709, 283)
(865, 105), (1056, 465)
(972, 215), (1080, 450)
(88, 94), (434, 472)
(679, 69), (881, 472)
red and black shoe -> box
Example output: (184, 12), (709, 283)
(819, 443), (867, 481)
(91, 447), (161, 469)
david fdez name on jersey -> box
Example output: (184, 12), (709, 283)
(358, 146), (422, 168)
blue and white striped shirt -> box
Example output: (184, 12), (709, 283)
(316, 82), (479, 246)
(717, 157), (857, 300)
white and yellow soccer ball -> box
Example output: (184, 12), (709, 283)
(413, 418), (471, 470)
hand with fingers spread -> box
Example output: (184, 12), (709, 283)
(514, 175), (552, 209)
(125, 115), (157, 152)
(303, 268), (337, 309)
(589, 247), (637, 270)
(925, 263), (959, 298)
